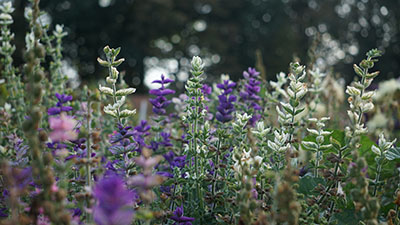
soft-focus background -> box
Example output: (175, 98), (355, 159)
(8, 0), (400, 93)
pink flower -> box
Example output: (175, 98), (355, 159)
(49, 113), (78, 142)
(51, 183), (59, 192)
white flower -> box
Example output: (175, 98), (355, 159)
(374, 79), (400, 100)
(191, 56), (204, 71)
(371, 145), (381, 155)
(116, 88), (136, 96)
(119, 109), (136, 118)
(346, 86), (361, 96)
(99, 85), (113, 96)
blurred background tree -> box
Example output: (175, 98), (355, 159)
(8, 0), (400, 93)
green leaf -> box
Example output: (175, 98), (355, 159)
(385, 147), (400, 161)
(297, 176), (325, 196)
(330, 136), (341, 150)
(331, 209), (361, 225)
(294, 106), (305, 115)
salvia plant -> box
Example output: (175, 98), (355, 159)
(0, 1), (400, 225)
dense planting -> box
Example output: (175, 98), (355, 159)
(1, 1), (400, 225)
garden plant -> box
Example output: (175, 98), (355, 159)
(0, 1), (400, 225)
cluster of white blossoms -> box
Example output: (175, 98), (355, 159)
(371, 133), (397, 157)
(345, 49), (381, 138)
(98, 46), (136, 120)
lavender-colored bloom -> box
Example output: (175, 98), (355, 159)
(47, 93), (73, 115)
(158, 151), (187, 192)
(170, 205), (195, 225)
(216, 79), (236, 123)
(150, 132), (173, 152)
(93, 176), (135, 225)
(208, 160), (215, 176)
(163, 151), (186, 169)
(104, 160), (125, 177)
(201, 84), (212, 95)
(149, 74), (175, 115)
(156, 171), (174, 178)
(7, 134), (29, 166)
(133, 120), (150, 147)
(109, 124), (137, 155)
(47, 141), (68, 151)
(239, 67), (262, 125)
(299, 166), (309, 177)
(149, 141), (159, 152)
(160, 132), (173, 147)
(65, 138), (96, 160)
(11, 167), (32, 192)
(71, 208), (83, 224)
(0, 208), (7, 217)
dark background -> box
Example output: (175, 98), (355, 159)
(9, 0), (400, 93)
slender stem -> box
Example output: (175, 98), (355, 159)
(86, 98), (92, 223)
(112, 82), (121, 124)
(308, 147), (343, 216)
(373, 159), (383, 197)
(211, 135), (221, 211)
(315, 142), (321, 178)
(169, 181), (177, 210)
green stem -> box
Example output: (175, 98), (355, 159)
(86, 98), (92, 223)
(373, 159), (383, 197)
(112, 82), (121, 124)
(211, 135), (221, 211)
(308, 146), (343, 216)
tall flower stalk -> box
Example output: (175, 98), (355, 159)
(239, 67), (262, 126)
(98, 46), (136, 124)
(0, 2), (24, 132)
(301, 117), (332, 177)
(22, 0), (71, 224)
(42, 24), (68, 94)
(184, 56), (205, 215)
(345, 49), (382, 149)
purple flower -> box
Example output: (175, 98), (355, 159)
(163, 151), (186, 170)
(11, 167), (32, 192)
(160, 132), (173, 147)
(93, 176), (135, 225)
(47, 93), (73, 115)
(170, 205), (195, 225)
(109, 124), (137, 155)
(216, 79), (236, 123)
(132, 120), (151, 152)
(208, 160), (215, 176)
(239, 67), (262, 125)
(157, 151), (187, 193)
(104, 160), (125, 177)
(149, 74), (175, 115)
(0, 208), (7, 218)
(7, 134), (29, 166)
(201, 84), (212, 96)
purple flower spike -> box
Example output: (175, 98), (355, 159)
(239, 67), (262, 125)
(48, 93), (73, 115)
(170, 205), (195, 225)
(216, 79), (236, 123)
(108, 124), (137, 155)
(149, 74), (176, 115)
(93, 176), (135, 225)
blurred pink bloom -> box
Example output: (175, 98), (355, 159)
(49, 113), (78, 142)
